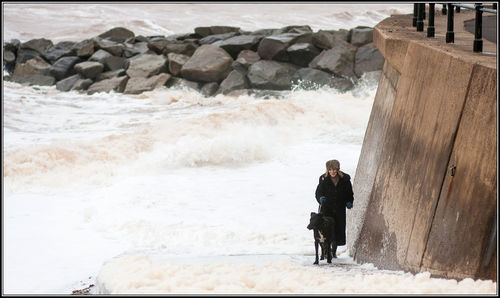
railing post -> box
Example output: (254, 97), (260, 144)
(493, 3), (497, 10)
(442, 3), (447, 15)
(423, 3), (426, 19)
(456, 6), (461, 13)
(427, 3), (435, 37)
(446, 3), (454, 43)
(413, 3), (418, 27)
(473, 3), (483, 52)
(417, 3), (425, 31)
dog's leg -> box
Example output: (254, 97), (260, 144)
(326, 241), (332, 263)
(314, 240), (319, 265)
(320, 243), (325, 260)
(332, 242), (337, 259)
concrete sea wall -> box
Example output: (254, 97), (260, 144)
(348, 12), (497, 282)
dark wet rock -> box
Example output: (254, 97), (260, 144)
(350, 28), (373, 47)
(331, 77), (355, 92)
(291, 67), (336, 89)
(13, 56), (51, 77)
(43, 41), (77, 63)
(96, 69), (127, 81)
(231, 49), (261, 75)
(199, 32), (239, 45)
(72, 39), (95, 58)
(278, 25), (313, 34)
(163, 41), (198, 56)
(308, 40), (357, 79)
(217, 70), (249, 94)
(89, 49), (113, 64)
(147, 38), (170, 54)
(103, 56), (129, 71)
(72, 78), (93, 91)
(96, 40), (124, 57)
(20, 38), (53, 55)
(166, 52), (188, 76)
(126, 53), (168, 78)
(16, 48), (42, 64)
(74, 61), (105, 79)
(49, 56), (82, 81)
(180, 44), (233, 83)
(213, 35), (262, 59)
(87, 76), (129, 94)
(4, 50), (16, 73)
(124, 73), (171, 94)
(4, 39), (21, 53)
(200, 82), (219, 97)
(247, 60), (300, 90)
(354, 42), (384, 77)
(11, 63), (56, 86)
(286, 43), (321, 67)
(56, 74), (83, 91)
(257, 33), (302, 61)
(98, 27), (135, 43)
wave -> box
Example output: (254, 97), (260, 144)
(3, 83), (376, 189)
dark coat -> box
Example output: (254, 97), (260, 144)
(315, 172), (354, 246)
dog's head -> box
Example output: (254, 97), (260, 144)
(307, 212), (323, 230)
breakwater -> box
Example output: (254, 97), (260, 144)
(4, 24), (383, 96)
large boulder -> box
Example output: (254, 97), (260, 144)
(312, 30), (350, 49)
(163, 41), (198, 56)
(103, 56), (129, 71)
(74, 61), (104, 79)
(147, 37), (171, 54)
(124, 73), (171, 94)
(232, 50), (260, 74)
(89, 49), (113, 64)
(180, 44), (233, 82)
(309, 41), (357, 79)
(257, 33), (302, 61)
(87, 76), (129, 94)
(98, 27), (135, 43)
(217, 70), (249, 94)
(72, 39), (95, 58)
(71, 78), (93, 91)
(49, 56), (82, 81)
(96, 39), (124, 57)
(56, 74), (83, 91)
(11, 56), (55, 86)
(43, 41), (77, 63)
(212, 35), (262, 58)
(167, 52), (190, 76)
(12, 56), (51, 77)
(354, 42), (384, 77)
(4, 50), (17, 74)
(126, 53), (168, 78)
(286, 43), (321, 67)
(16, 48), (41, 64)
(291, 67), (336, 89)
(350, 28), (373, 47)
(247, 60), (299, 90)
(20, 38), (53, 55)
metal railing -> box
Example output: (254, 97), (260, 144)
(413, 3), (497, 53)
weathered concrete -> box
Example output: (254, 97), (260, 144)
(350, 9), (497, 282)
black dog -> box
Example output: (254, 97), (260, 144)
(307, 212), (336, 264)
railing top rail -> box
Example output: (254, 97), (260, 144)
(451, 3), (497, 14)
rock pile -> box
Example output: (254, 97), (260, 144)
(3, 25), (384, 96)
